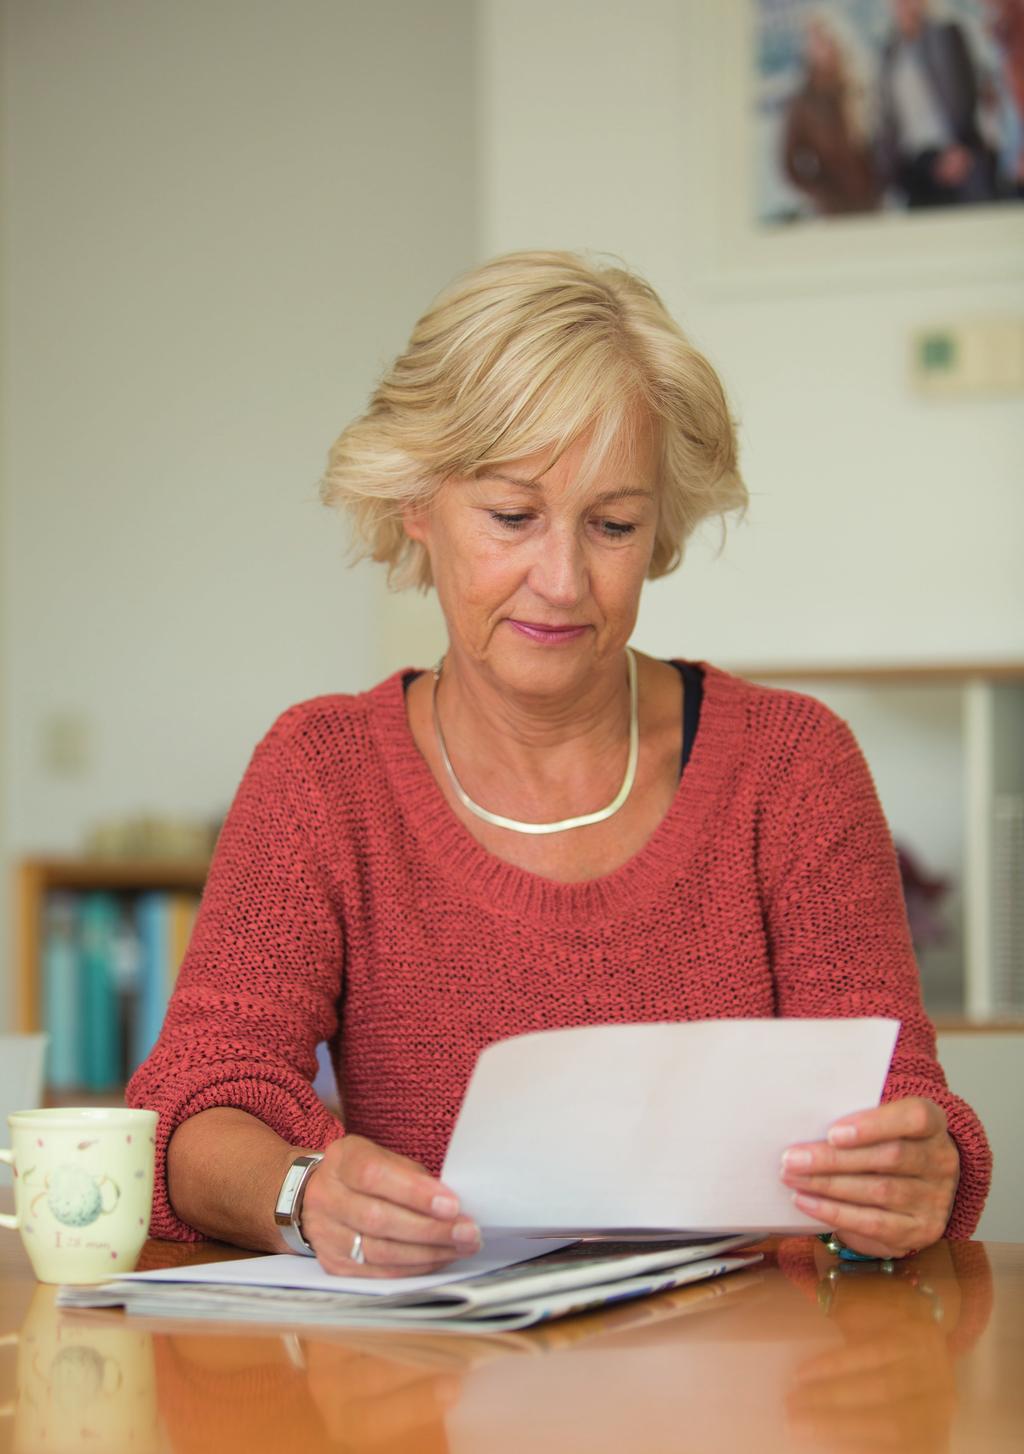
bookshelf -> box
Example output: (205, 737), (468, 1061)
(733, 661), (1024, 1026)
(14, 857), (210, 1101)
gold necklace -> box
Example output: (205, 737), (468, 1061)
(431, 648), (639, 835)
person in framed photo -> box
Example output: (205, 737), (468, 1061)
(982, 0), (1024, 190)
(878, 0), (1000, 206)
(783, 13), (881, 215)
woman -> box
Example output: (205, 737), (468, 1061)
(782, 15), (880, 216)
(127, 251), (988, 1275)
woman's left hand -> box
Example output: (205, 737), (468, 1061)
(780, 1097), (960, 1258)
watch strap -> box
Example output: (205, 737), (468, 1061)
(274, 1152), (324, 1257)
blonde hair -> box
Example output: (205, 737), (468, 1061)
(320, 250), (746, 590)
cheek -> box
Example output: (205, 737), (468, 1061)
(433, 536), (523, 621)
(591, 548), (652, 613)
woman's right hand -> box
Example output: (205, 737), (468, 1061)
(298, 1134), (480, 1276)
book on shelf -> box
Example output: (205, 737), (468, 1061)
(39, 885), (201, 1090)
(79, 894), (121, 1091)
(42, 892), (82, 1088)
(133, 893), (169, 1068)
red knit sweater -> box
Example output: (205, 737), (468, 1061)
(127, 663), (991, 1241)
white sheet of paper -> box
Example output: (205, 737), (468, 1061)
(441, 1018), (900, 1234)
(99, 1234), (574, 1296)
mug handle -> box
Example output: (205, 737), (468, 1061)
(0, 1152), (17, 1231)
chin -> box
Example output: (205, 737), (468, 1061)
(489, 634), (597, 690)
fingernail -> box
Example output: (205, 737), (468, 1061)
(432, 1193), (459, 1219)
(453, 1221), (480, 1247)
(793, 1192), (822, 1213)
(828, 1125), (857, 1146)
(782, 1149), (812, 1171)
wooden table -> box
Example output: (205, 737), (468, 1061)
(1, 1229), (1021, 1453)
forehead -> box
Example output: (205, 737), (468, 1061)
(475, 413), (658, 495)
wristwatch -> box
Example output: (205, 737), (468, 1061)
(274, 1153), (324, 1256)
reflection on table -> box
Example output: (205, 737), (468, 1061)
(1, 1234), (1017, 1454)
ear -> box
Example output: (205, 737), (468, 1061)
(401, 501), (431, 546)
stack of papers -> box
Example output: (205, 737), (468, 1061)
(59, 1236), (760, 1333)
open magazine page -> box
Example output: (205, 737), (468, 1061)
(321, 1263), (767, 1363)
(351, 1255), (764, 1333)
(386, 1236), (758, 1313)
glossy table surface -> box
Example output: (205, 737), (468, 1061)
(1, 1224), (1021, 1454)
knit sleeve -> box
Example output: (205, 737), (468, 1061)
(760, 704), (992, 1240)
(125, 709), (346, 1241)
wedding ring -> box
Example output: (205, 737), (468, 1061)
(350, 1231), (365, 1265)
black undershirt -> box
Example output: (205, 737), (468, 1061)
(672, 659), (704, 780)
(402, 658), (704, 783)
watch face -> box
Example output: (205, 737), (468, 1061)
(274, 1156), (323, 1256)
(275, 1166), (305, 1215)
(275, 1156), (323, 1219)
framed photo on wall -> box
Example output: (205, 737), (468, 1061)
(699, 1), (1024, 294)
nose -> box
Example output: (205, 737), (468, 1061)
(526, 525), (589, 609)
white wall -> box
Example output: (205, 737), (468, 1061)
(938, 1033), (1024, 1241)
(479, 0), (1024, 669)
(0, 0), (480, 1024)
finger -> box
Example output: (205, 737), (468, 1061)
(782, 1139), (930, 1177)
(826, 1098), (946, 1149)
(316, 1235), (461, 1278)
(336, 1136), (460, 1219)
(782, 1171), (927, 1212)
(342, 1187), (480, 1251)
(792, 1192), (917, 1256)
(359, 1229), (481, 1268)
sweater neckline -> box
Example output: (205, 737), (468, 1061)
(366, 660), (746, 924)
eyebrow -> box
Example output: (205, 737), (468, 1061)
(479, 471), (654, 504)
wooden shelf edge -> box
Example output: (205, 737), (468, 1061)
(16, 856), (210, 891)
(725, 662), (1024, 684)
(43, 1087), (128, 1109)
(933, 1018), (1024, 1033)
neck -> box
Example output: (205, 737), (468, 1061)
(430, 651), (637, 837)
(439, 642), (637, 767)
(427, 651), (637, 831)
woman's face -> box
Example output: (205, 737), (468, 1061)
(403, 422), (660, 699)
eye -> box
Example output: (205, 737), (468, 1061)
(488, 511), (533, 531)
(595, 519), (637, 539)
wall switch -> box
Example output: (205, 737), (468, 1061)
(911, 319), (1024, 397)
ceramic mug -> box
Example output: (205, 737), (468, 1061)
(0, 1107), (157, 1284)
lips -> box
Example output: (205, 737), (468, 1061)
(507, 620), (590, 644)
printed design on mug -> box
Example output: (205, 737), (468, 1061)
(24, 1164), (121, 1227)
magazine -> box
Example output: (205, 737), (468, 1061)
(59, 1236), (762, 1333)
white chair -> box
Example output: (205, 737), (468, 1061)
(0, 1034), (48, 1183)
